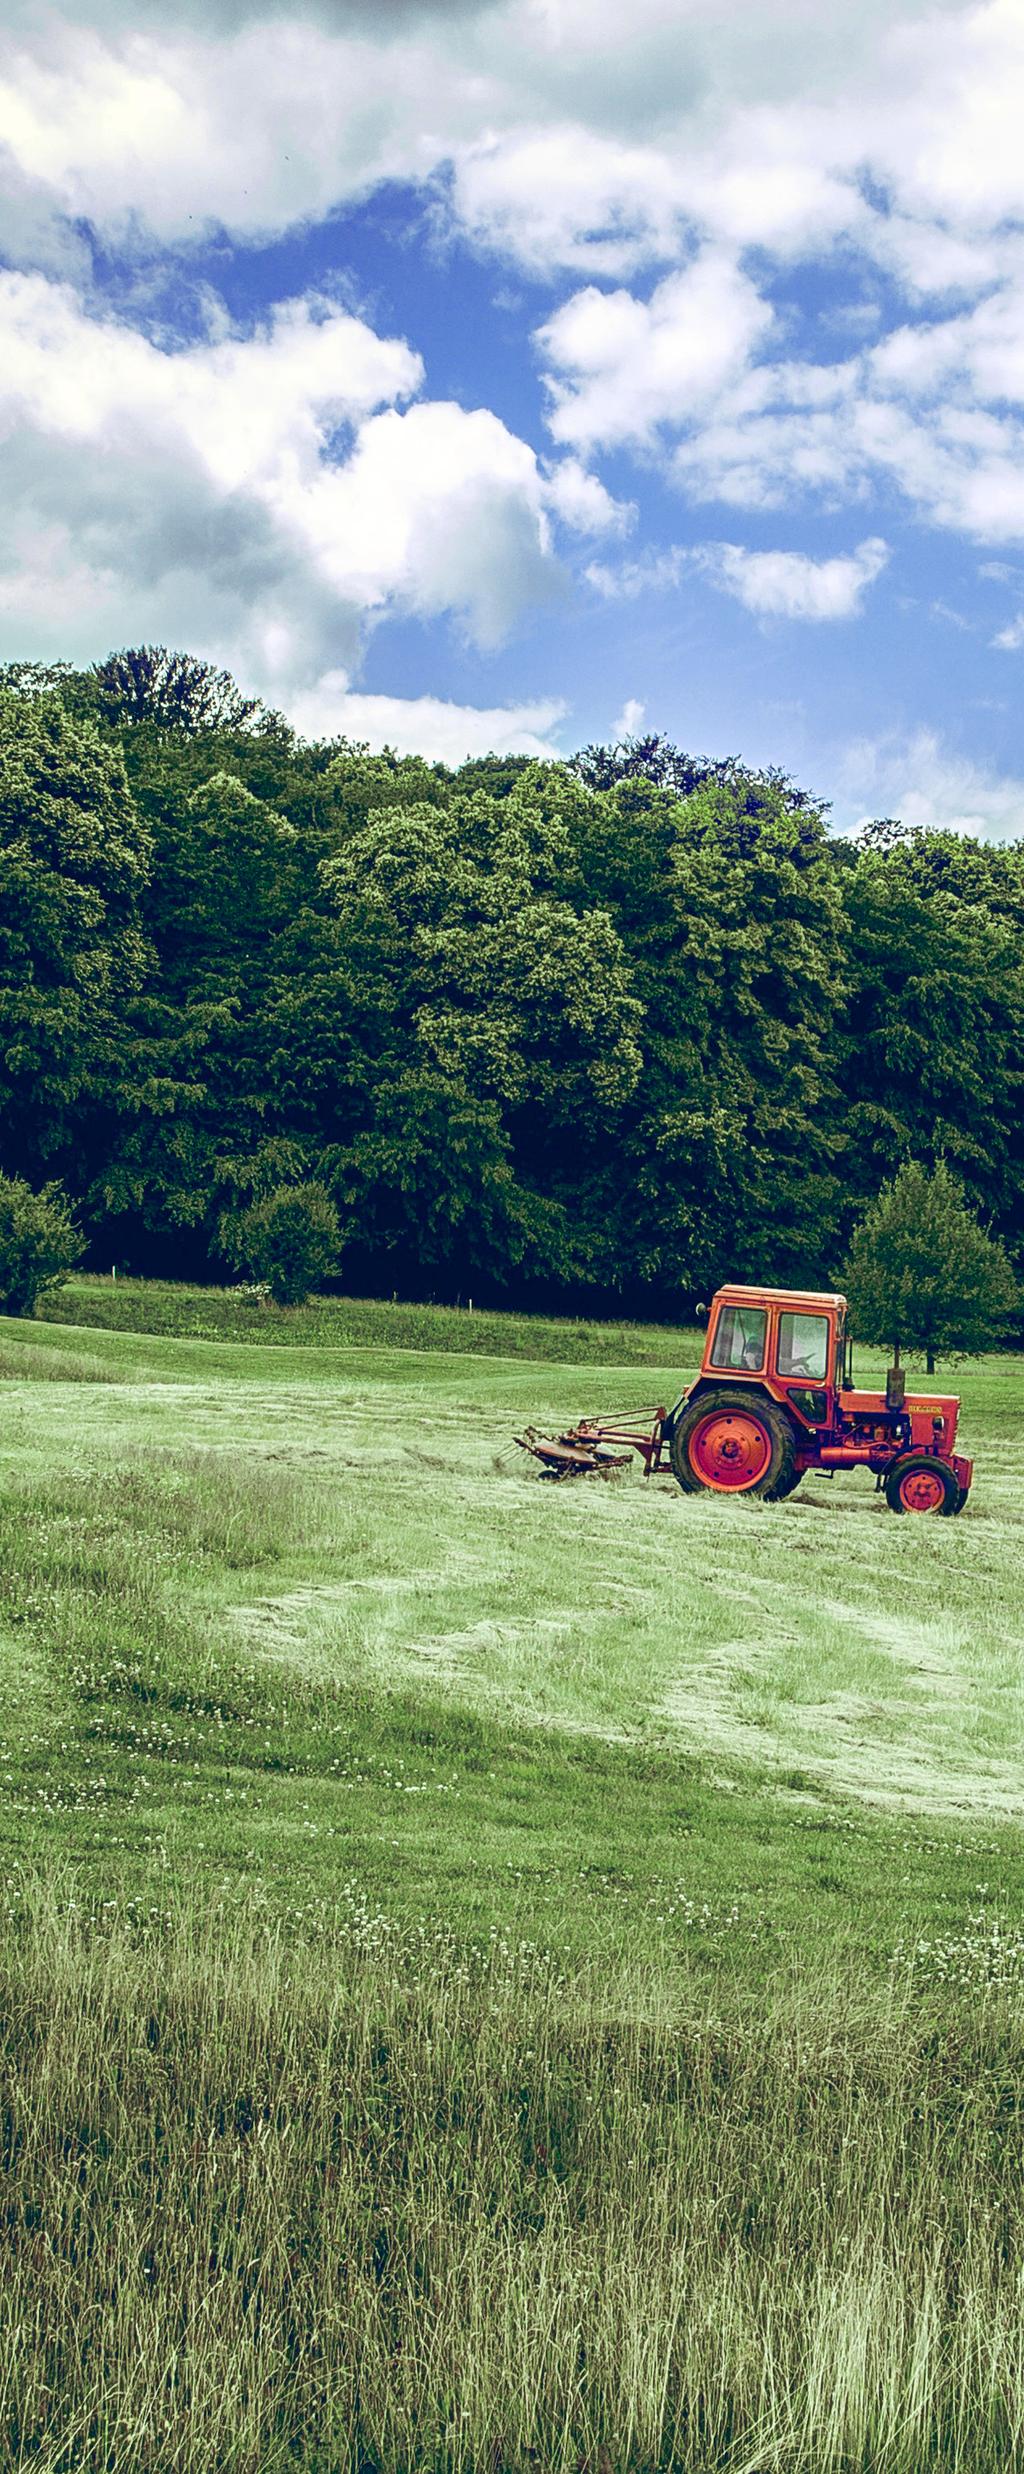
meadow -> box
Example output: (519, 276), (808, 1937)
(3, 1280), (1024, 2471)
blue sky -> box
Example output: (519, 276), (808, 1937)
(3, 0), (1024, 829)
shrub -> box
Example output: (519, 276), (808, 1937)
(0, 1174), (83, 1316)
(225, 1183), (341, 1308)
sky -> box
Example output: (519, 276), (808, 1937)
(3, 1), (1024, 829)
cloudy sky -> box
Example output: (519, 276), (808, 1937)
(4, 0), (1024, 827)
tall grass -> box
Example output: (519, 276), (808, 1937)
(3, 1884), (1024, 2473)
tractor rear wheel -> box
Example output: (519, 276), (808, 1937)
(883, 1455), (960, 1516)
(670, 1390), (795, 1500)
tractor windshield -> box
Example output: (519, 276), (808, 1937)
(777, 1311), (829, 1381)
(710, 1304), (767, 1371)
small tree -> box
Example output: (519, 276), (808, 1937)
(0, 1176), (83, 1316)
(841, 1159), (1019, 1372)
(226, 1183), (340, 1308)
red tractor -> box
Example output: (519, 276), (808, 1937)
(516, 1283), (974, 1513)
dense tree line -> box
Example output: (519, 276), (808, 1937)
(2, 650), (1024, 1310)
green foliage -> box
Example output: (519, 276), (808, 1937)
(224, 1180), (341, 1305)
(91, 644), (282, 736)
(317, 774), (643, 1284)
(0, 1173), (82, 1315)
(837, 840), (1024, 1237)
(0, 693), (152, 1192)
(3, 651), (1024, 1315)
(571, 768), (844, 1292)
(841, 1158), (1020, 1367)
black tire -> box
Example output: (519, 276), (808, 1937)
(766, 1466), (803, 1502)
(883, 1454), (960, 1516)
(670, 1388), (796, 1500)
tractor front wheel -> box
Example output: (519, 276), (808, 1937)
(670, 1391), (795, 1500)
(884, 1455), (960, 1516)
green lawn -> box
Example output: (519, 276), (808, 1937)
(4, 1291), (1024, 2470)
(3, 1297), (1023, 1967)
(36, 1270), (700, 1364)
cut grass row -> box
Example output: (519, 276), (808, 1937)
(3, 1291), (1024, 2468)
(1, 1361), (1022, 1977)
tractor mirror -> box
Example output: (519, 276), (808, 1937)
(886, 1365), (906, 1409)
(695, 1302), (708, 1323)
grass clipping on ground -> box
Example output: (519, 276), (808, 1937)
(2, 1291), (1024, 2469)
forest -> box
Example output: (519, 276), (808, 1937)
(2, 646), (1023, 1310)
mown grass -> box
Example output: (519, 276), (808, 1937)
(4, 1291), (1024, 2468)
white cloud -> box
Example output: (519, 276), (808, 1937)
(0, 0), (974, 270)
(4, 0), (1024, 687)
(585, 546), (687, 598)
(664, 343), (1024, 548)
(453, 127), (685, 277)
(543, 457), (635, 536)
(284, 678), (567, 762)
(613, 697), (646, 739)
(0, 271), (562, 696)
(838, 727), (1024, 839)
(0, 273), (421, 471)
(537, 252), (774, 451)
(699, 536), (889, 621)
(585, 535), (889, 620)
(992, 612), (1024, 649)
(307, 400), (561, 649)
(0, 0), (1012, 312)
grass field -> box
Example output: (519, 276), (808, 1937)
(35, 1272), (697, 1364)
(3, 1284), (1024, 2470)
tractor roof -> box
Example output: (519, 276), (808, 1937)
(713, 1284), (847, 1311)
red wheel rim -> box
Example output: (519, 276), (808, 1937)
(898, 1466), (946, 1513)
(689, 1409), (773, 1492)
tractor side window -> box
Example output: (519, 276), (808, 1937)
(709, 1305), (767, 1371)
(777, 1312), (829, 1381)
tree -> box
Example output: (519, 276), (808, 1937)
(314, 774), (643, 1291)
(91, 647), (280, 737)
(224, 1182), (341, 1306)
(570, 730), (824, 813)
(569, 765), (846, 1297)
(0, 691), (152, 1192)
(836, 844), (1024, 1249)
(0, 1176), (82, 1316)
(840, 1159), (1019, 1371)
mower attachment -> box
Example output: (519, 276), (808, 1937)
(515, 1411), (667, 1480)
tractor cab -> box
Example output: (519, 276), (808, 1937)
(700, 1285), (844, 1429)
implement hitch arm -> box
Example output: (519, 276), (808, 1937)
(515, 1409), (668, 1480)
